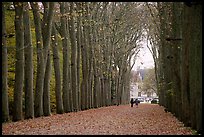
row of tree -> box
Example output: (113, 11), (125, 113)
(2, 2), (143, 122)
(145, 2), (202, 133)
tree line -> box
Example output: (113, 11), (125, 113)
(2, 2), (143, 122)
(2, 2), (202, 134)
(144, 2), (202, 134)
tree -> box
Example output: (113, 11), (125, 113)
(185, 3), (202, 133)
(51, 24), (64, 114)
(76, 2), (82, 110)
(43, 46), (52, 116)
(68, 2), (78, 112)
(2, 2), (10, 122)
(31, 2), (55, 117)
(144, 2), (160, 101)
(5, 2), (153, 123)
(58, 2), (72, 113)
(145, 2), (202, 133)
(141, 68), (157, 97)
(23, 2), (34, 119)
(80, 2), (90, 110)
(42, 2), (55, 116)
(13, 2), (24, 121)
(31, 2), (45, 117)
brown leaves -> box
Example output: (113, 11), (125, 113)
(2, 104), (192, 135)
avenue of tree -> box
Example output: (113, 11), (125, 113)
(2, 2), (202, 134)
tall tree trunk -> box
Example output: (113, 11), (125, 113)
(23, 2), (34, 119)
(157, 2), (167, 107)
(171, 2), (182, 120)
(51, 24), (64, 114)
(181, 3), (190, 127)
(76, 3), (82, 110)
(13, 2), (24, 121)
(187, 3), (202, 133)
(81, 3), (89, 110)
(81, 26), (89, 110)
(43, 48), (52, 116)
(31, 2), (44, 117)
(42, 2), (55, 65)
(77, 3), (86, 110)
(2, 2), (10, 122)
(60, 2), (71, 113)
(69, 2), (78, 112)
(83, 3), (91, 109)
(92, 6), (100, 108)
(42, 2), (54, 116)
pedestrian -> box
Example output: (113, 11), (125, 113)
(130, 98), (134, 107)
(135, 98), (139, 108)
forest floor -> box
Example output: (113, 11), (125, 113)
(2, 103), (193, 135)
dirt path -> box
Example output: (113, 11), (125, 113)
(2, 103), (193, 135)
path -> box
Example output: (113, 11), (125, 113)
(2, 104), (193, 135)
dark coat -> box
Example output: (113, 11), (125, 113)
(135, 99), (139, 105)
(130, 98), (134, 104)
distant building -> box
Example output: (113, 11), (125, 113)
(130, 68), (158, 101)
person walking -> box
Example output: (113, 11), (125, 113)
(135, 98), (139, 108)
(130, 98), (134, 107)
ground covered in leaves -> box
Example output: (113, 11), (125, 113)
(2, 103), (193, 135)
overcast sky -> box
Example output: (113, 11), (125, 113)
(132, 41), (154, 71)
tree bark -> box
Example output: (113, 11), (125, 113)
(31, 2), (44, 117)
(2, 2), (10, 122)
(171, 2), (182, 119)
(60, 2), (71, 113)
(51, 24), (64, 114)
(76, 3), (82, 110)
(181, 3), (191, 127)
(81, 2), (89, 110)
(43, 48), (52, 116)
(13, 2), (24, 121)
(69, 2), (79, 112)
(187, 3), (202, 133)
(23, 2), (34, 119)
(42, 2), (55, 116)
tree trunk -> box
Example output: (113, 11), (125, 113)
(60, 2), (71, 113)
(23, 2), (34, 119)
(69, 2), (78, 112)
(13, 2), (24, 121)
(31, 2), (44, 117)
(42, 2), (55, 66)
(81, 3), (89, 110)
(171, 2), (182, 119)
(51, 24), (64, 114)
(43, 48), (52, 116)
(181, 3), (191, 127)
(76, 3), (82, 110)
(157, 2), (167, 107)
(187, 3), (202, 133)
(42, 2), (54, 116)
(2, 2), (10, 122)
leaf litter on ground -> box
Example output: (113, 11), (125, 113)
(2, 103), (193, 135)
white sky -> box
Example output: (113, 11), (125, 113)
(132, 41), (154, 70)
